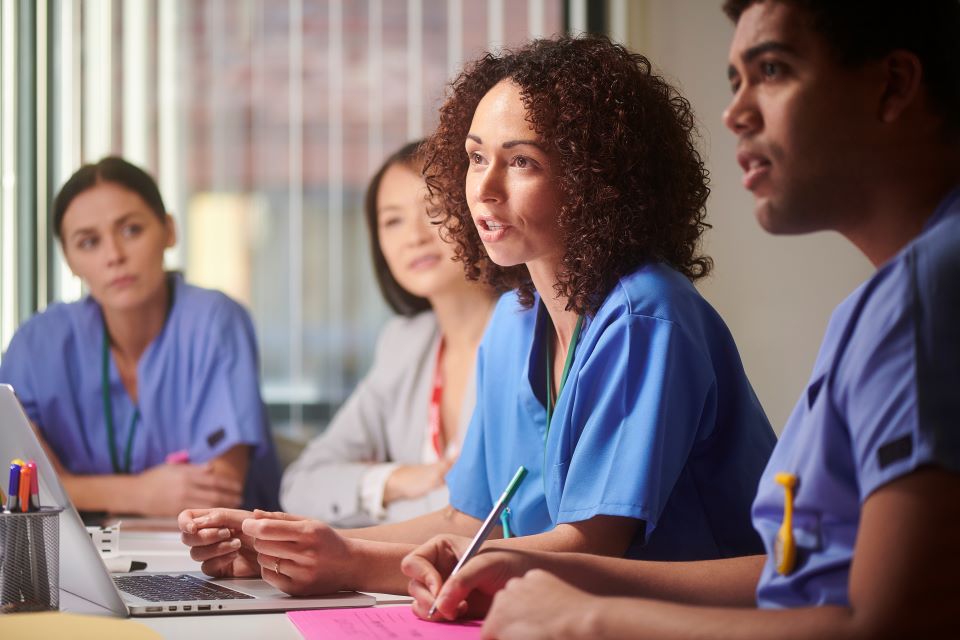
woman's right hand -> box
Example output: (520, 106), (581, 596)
(383, 458), (456, 505)
(401, 534), (534, 621)
(178, 508), (260, 578)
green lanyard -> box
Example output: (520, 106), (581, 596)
(101, 322), (140, 474)
(544, 312), (584, 435)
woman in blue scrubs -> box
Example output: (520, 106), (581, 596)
(0, 156), (280, 515)
(177, 36), (774, 597)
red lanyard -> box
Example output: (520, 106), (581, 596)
(427, 338), (446, 459)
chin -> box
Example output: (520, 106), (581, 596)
(483, 248), (524, 268)
(754, 201), (809, 236)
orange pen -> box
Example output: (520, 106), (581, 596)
(18, 463), (32, 513)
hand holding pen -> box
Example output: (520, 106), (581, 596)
(401, 465), (528, 621)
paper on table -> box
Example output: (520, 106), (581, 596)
(288, 606), (483, 639)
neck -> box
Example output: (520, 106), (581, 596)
(842, 146), (960, 267)
(429, 283), (497, 351)
(102, 279), (170, 363)
(528, 258), (580, 352)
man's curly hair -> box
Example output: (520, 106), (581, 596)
(423, 35), (712, 316)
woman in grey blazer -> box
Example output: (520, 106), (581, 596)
(280, 142), (497, 525)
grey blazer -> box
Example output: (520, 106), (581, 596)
(280, 311), (475, 525)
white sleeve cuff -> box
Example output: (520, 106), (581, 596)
(359, 463), (401, 521)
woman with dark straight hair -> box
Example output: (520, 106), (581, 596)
(280, 141), (498, 524)
(0, 156), (281, 515)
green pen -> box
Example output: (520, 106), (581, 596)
(428, 465), (527, 618)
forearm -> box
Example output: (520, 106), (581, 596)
(520, 552), (763, 606)
(581, 598), (862, 640)
(345, 537), (420, 594)
(61, 472), (143, 514)
(208, 445), (249, 484)
(342, 505), (479, 544)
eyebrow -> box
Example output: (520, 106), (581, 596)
(466, 134), (546, 151)
(68, 211), (141, 241)
(727, 41), (798, 80)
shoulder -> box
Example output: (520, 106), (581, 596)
(369, 310), (439, 371)
(170, 276), (254, 332)
(911, 203), (960, 306)
(597, 263), (718, 331)
(487, 291), (535, 329)
(844, 202), (960, 346)
(481, 291), (537, 347)
(377, 311), (438, 345)
(6, 297), (97, 349)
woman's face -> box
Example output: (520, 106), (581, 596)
(60, 181), (175, 312)
(377, 162), (463, 300)
(464, 80), (563, 269)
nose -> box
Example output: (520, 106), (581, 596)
(723, 84), (760, 137)
(407, 211), (436, 247)
(104, 232), (127, 266)
(474, 162), (505, 205)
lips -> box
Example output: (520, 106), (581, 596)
(475, 216), (511, 242)
(408, 255), (441, 271)
(736, 150), (772, 191)
(109, 275), (137, 289)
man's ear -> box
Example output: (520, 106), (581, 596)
(164, 213), (178, 249)
(878, 50), (923, 124)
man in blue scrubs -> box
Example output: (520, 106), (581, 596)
(400, 2), (960, 637)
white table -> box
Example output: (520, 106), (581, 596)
(61, 526), (411, 640)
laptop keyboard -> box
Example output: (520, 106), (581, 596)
(114, 574), (255, 602)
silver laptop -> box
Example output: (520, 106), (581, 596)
(0, 383), (375, 616)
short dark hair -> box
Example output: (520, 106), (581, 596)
(723, 0), (960, 133)
(423, 35), (712, 316)
(53, 156), (167, 239)
(363, 141), (432, 317)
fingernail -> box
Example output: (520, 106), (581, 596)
(229, 538), (241, 548)
(195, 516), (209, 526)
(218, 528), (231, 539)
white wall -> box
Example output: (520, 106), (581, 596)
(626, 1), (873, 432)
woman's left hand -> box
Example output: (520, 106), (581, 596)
(241, 510), (353, 596)
(481, 570), (597, 640)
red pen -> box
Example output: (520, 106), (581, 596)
(27, 460), (40, 511)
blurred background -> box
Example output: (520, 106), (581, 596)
(0, 0), (872, 454)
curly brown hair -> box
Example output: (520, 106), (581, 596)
(423, 35), (712, 316)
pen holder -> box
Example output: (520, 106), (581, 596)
(0, 507), (62, 613)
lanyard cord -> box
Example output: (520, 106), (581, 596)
(102, 322), (141, 474)
(427, 337), (446, 460)
(544, 311), (584, 437)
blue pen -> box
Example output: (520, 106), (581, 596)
(7, 462), (21, 513)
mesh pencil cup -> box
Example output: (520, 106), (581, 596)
(0, 507), (62, 613)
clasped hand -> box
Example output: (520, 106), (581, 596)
(178, 508), (353, 595)
(401, 533), (595, 639)
(401, 533), (529, 621)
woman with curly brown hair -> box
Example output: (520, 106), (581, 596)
(177, 36), (773, 602)
(399, 34), (776, 615)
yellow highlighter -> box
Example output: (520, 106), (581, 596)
(774, 472), (798, 575)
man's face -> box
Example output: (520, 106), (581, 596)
(724, 1), (881, 235)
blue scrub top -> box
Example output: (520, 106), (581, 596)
(0, 273), (281, 510)
(448, 263), (776, 560)
(752, 187), (960, 608)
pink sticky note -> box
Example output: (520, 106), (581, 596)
(287, 606), (483, 639)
